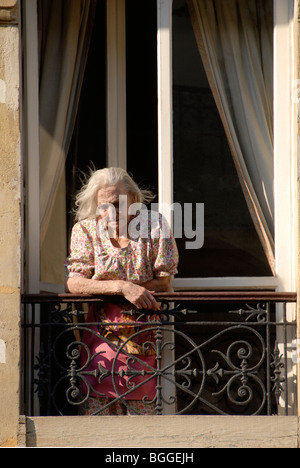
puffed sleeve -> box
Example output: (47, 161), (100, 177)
(151, 212), (179, 277)
(64, 221), (95, 279)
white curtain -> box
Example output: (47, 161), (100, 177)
(39, 0), (96, 242)
(186, 0), (275, 273)
(38, 0), (96, 285)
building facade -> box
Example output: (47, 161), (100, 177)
(0, 0), (300, 447)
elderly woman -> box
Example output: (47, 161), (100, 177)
(64, 167), (178, 415)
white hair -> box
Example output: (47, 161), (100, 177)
(73, 167), (155, 222)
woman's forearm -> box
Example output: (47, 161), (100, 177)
(65, 276), (124, 295)
(66, 275), (172, 295)
(65, 276), (160, 310)
(65, 275), (171, 309)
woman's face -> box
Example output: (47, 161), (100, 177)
(96, 183), (136, 237)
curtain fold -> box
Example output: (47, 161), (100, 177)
(38, 0), (96, 242)
(186, 0), (275, 273)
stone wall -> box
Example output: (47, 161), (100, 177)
(0, 0), (22, 447)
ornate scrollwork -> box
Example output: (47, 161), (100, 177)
(32, 300), (290, 416)
(270, 340), (285, 405)
(229, 303), (267, 322)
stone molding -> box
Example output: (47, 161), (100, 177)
(0, 0), (18, 25)
(24, 415), (300, 448)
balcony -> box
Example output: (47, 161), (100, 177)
(21, 291), (297, 417)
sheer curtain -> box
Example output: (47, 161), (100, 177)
(186, 0), (275, 273)
(38, 0), (96, 285)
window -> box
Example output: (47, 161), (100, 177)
(22, 0), (297, 415)
(23, 0), (296, 294)
(172, 0), (273, 279)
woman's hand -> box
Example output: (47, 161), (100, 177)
(120, 282), (159, 310)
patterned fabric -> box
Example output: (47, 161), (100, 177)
(64, 210), (178, 412)
(96, 303), (158, 355)
(79, 396), (157, 416)
(79, 302), (158, 401)
(64, 210), (178, 282)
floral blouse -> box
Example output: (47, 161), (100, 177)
(64, 210), (179, 283)
(65, 211), (178, 401)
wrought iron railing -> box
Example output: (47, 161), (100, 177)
(21, 292), (297, 416)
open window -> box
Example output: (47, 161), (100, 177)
(22, 0), (297, 416)
(173, 0), (274, 280)
(23, 0), (296, 296)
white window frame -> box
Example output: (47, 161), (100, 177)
(159, 0), (296, 295)
(158, 0), (297, 415)
(273, 0), (297, 295)
(106, 0), (127, 169)
(23, 0), (40, 294)
(23, 0), (128, 293)
(23, 0), (297, 298)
